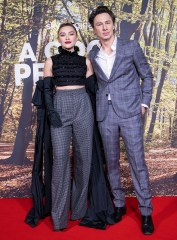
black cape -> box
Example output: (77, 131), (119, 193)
(25, 79), (115, 230)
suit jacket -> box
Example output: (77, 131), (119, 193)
(89, 38), (153, 121)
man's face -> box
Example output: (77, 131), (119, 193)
(93, 13), (114, 41)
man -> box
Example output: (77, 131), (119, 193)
(88, 6), (154, 235)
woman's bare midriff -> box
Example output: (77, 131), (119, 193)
(56, 85), (85, 90)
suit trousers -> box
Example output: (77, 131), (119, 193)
(98, 103), (152, 216)
(51, 87), (94, 230)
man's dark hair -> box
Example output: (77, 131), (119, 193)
(89, 6), (116, 28)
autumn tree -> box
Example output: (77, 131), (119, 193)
(145, 0), (177, 142)
(6, 0), (58, 164)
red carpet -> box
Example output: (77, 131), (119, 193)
(0, 197), (177, 240)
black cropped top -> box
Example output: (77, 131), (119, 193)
(51, 46), (87, 86)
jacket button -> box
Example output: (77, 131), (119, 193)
(106, 94), (108, 97)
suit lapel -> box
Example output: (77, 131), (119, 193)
(109, 38), (124, 80)
(91, 38), (124, 81)
(93, 60), (109, 81)
(91, 45), (109, 81)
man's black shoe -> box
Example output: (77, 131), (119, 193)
(114, 206), (126, 223)
(141, 215), (154, 235)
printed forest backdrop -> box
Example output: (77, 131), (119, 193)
(0, 0), (177, 197)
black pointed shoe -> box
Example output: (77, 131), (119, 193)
(141, 215), (154, 235)
(114, 206), (126, 223)
(53, 228), (64, 232)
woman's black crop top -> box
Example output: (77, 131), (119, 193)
(51, 46), (87, 86)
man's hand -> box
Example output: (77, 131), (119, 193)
(141, 106), (147, 115)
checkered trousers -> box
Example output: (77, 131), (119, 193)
(98, 103), (153, 216)
(50, 87), (94, 230)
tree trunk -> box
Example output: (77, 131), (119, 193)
(0, 0), (7, 61)
(169, 115), (172, 141)
(120, 0), (149, 40)
(171, 84), (177, 147)
(9, 4), (43, 165)
(146, 1), (175, 142)
(146, 67), (168, 142)
(0, 65), (15, 139)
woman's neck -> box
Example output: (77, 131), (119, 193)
(62, 46), (75, 52)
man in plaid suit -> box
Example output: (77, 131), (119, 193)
(88, 6), (154, 235)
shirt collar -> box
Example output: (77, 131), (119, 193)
(97, 36), (117, 51)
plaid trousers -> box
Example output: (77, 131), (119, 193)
(51, 87), (94, 230)
(98, 103), (153, 216)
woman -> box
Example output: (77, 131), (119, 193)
(43, 22), (94, 231)
(25, 22), (115, 231)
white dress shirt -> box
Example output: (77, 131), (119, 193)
(96, 37), (117, 79)
(95, 37), (148, 108)
(96, 37), (117, 100)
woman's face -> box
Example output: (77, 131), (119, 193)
(58, 26), (78, 50)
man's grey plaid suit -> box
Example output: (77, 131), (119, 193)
(89, 38), (153, 216)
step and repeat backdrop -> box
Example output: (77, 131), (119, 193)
(0, 0), (177, 197)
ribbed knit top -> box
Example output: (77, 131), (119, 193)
(51, 46), (87, 86)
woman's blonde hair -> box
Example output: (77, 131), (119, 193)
(58, 22), (78, 37)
